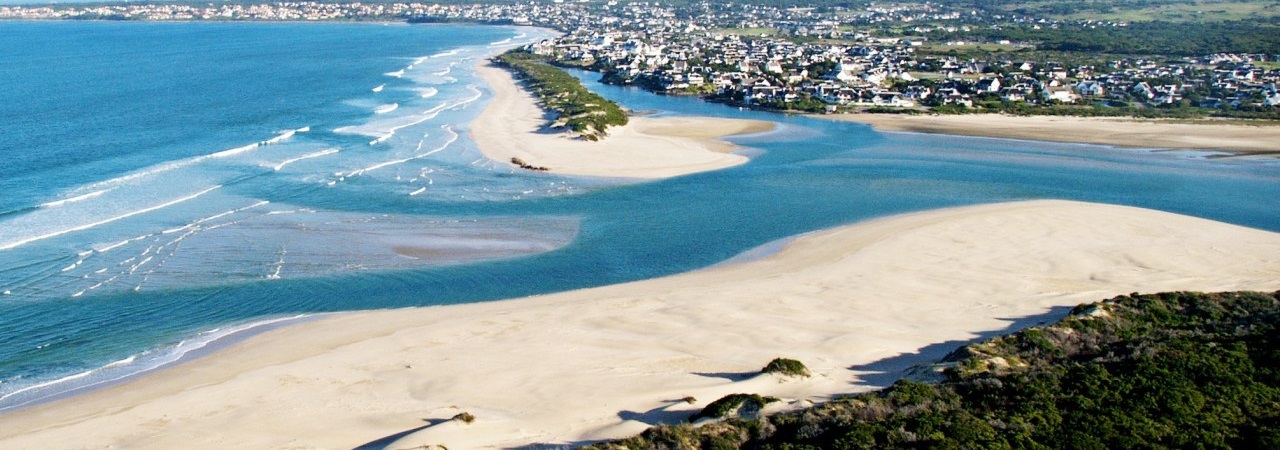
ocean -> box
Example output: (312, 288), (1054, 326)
(1, 21), (1278, 411)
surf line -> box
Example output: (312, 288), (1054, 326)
(0, 186), (223, 251)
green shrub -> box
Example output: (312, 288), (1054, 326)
(690, 394), (781, 422)
(585, 291), (1280, 449)
(762, 358), (811, 378)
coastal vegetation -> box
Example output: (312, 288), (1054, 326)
(492, 49), (628, 141)
(587, 291), (1280, 449)
(688, 394), (781, 423)
(761, 358), (811, 378)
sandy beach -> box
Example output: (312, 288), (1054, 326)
(471, 62), (775, 179)
(818, 113), (1280, 156)
(1, 200), (1278, 449)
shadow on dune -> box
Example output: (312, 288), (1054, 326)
(691, 371), (758, 381)
(358, 308), (1075, 449)
(618, 401), (695, 426)
(351, 418), (452, 450)
(848, 306), (1075, 389)
(508, 442), (607, 450)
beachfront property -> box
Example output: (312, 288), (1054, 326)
(5, 0), (1278, 115)
(1, 1), (1279, 448)
(542, 29), (1278, 112)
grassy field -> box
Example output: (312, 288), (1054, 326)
(1030, 0), (1280, 22)
(918, 42), (1024, 53)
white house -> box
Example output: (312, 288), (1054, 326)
(975, 77), (1001, 93)
(1075, 80), (1105, 96)
(1264, 91), (1280, 107)
(1041, 86), (1079, 103)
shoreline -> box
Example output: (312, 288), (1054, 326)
(0, 313), (324, 414)
(2, 200), (1278, 449)
(470, 61), (775, 179)
(815, 113), (1280, 157)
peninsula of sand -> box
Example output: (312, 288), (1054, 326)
(819, 113), (1280, 156)
(1, 200), (1278, 449)
(471, 62), (774, 179)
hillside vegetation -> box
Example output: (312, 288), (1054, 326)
(492, 50), (628, 141)
(588, 291), (1280, 449)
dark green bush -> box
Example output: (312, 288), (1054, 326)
(690, 394), (781, 422)
(762, 358), (811, 378)
(587, 291), (1280, 449)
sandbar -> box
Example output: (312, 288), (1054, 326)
(1, 200), (1278, 449)
(818, 113), (1280, 156)
(471, 62), (774, 179)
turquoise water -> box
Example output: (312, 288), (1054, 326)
(1, 21), (1278, 411)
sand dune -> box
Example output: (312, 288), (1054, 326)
(470, 62), (774, 179)
(1, 200), (1278, 449)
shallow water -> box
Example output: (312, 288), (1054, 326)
(1, 21), (1278, 411)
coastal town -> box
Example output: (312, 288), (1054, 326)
(3, 2), (1280, 449)
(4, 1), (1278, 118)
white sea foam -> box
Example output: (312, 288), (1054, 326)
(372, 84), (385, 93)
(187, 201), (269, 228)
(209, 142), (261, 159)
(259, 127), (306, 146)
(102, 355), (136, 369)
(267, 248), (285, 280)
(422, 102), (448, 116)
(385, 69), (406, 78)
(95, 235), (147, 253)
(409, 187), (427, 196)
(370, 132), (395, 146)
(337, 102), (447, 143)
(348, 125), (460, 177)
(162, 224), (194, 234)
(374, 103), (400, 114)
(488, 37), (513, 47)
(447, 84), (485, 110)
(0, 186), (222, 251)
(261, 131), (294, 146)
(80, 128), (300, 192)
(38, 189), (112, 209)
(272, 148), (339, 171)
(430, 49), (460, 58)
(417, 87), (438, 98)
(128, 255), (154, 274)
